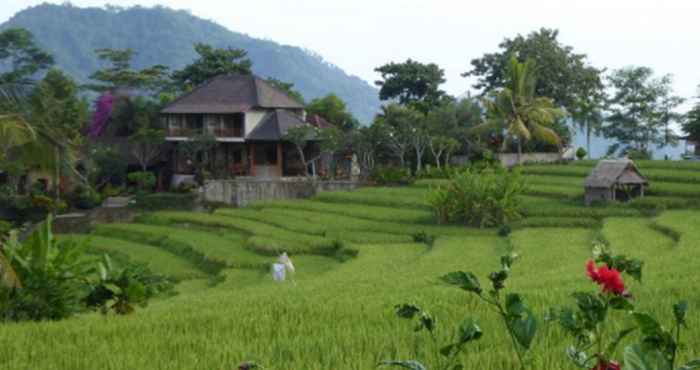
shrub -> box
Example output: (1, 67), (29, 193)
(0, 220), (11, 241)
(130, 193), (197, 211)
(427, 167), (527, 228)
(84, 255), (174, 315)
(100, 183), (124, 198)
(370, 166), (413, 185)
(576, 147), (587, 160)
(0, 216), (91, 322)
(127, 171), (156, 192)
(411, 231), (435, 247)
(72, 187), (103, 210)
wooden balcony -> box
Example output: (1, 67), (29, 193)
(166, 127), (243, 139)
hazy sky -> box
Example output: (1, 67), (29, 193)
(3, 0), (700, 104)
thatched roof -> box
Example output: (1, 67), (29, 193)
(161, 74), (304, 114)
(584, 160), (648, 189)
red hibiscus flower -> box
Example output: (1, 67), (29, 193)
(586, 260), (625, 295)
(591, 359), (621, 370)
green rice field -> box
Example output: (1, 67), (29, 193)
(2, 161), (700, 369)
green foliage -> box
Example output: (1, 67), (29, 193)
(375, 59), (449, 113)
(382, 303), (482, 370)
(441, 253), (537, 369)
(576, 147), (587, 160)
(370, 166), (414, 185)
(682, 97), (700, 143)
(604, 67), (684, 154)
(427, 167), (527, 227)
(128, 125), (165, 171)
(465, 28), (604, 123)
(0, 28), (54, 84)
(305, 94), (359, 130)
(127, 171), (156, 192)
(91, 144), (128, 188)
(0, 216), (91, 321)
(172, 43), (252, 89)
(84, 254), (173, 315)
(70, 186), (103, 210)
(475, 56), (565, 155)
(87, 48), (170, 93)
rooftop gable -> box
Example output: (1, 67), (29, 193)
(161, 74), (304, 114)
(584, 160), (648, 188)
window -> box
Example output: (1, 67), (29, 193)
(223, 113), (244, 137)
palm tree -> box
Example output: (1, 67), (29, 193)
(475, 56), (565, 161)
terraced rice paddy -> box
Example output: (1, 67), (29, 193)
(2, 161), (700, 369)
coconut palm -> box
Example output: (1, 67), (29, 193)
(475, 56), (565, 160)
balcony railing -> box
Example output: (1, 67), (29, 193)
(166, 127), (243, 138)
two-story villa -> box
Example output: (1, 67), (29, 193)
(161, 74), (316, 179)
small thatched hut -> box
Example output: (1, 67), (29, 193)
(584, 160), (648, 206)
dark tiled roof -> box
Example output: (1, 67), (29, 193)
(584, 160), (648, 188)
(246, 110), (310, 141)
(161, 74), (304, 114)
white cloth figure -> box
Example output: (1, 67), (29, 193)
(272, 263), (286, 281)
(271, 252), (295, 282)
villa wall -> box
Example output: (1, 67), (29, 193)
(203, 178), (361, 207)
(244, 110), (268, 136)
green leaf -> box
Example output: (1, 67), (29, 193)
(451, 365), (464, 370)
(500, 253), (519, 271)
(623, 344), (672, 370)
(573, 292), (607, 324)
(605, 327), (636, 357)
(457, 318), (483, 344)
(395, 304), (421, 319)
(673, 301), (688, 327)
(632, 313), (662, 336)
(377, 360), (428, 370)
(103, 283), (122, 295)
(418, 312), (435, 333)
(510, 309), (537, 350)
(678, 359), (700, 370)
(488, 270), (509, 291)
(98, 262), (107, 281)
(441, 271), (482, 294)
(505, 293), (526, 317)
(609, 295), (635, 311)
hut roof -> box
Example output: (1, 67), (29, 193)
(584, 160), (648, 188)
(161, 74), (304, 114)
(246, 109), (310, 141)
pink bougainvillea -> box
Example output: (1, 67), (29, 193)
(87, 92), (115, 138)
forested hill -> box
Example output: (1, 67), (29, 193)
(1, 4), (381, 123)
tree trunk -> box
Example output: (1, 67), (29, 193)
(415, 147), (424, 173)
(586, 120), (592, 159)
(517, 141), (523, 165)
(53, 148), (60, 203)
(295, 145), (308, 176)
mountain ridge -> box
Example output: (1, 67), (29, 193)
(0, 3), (381, 123)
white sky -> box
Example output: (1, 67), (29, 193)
(3, 0), (700, 103)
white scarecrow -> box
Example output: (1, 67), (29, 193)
(271, 252), (295, 282)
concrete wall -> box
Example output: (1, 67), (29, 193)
(203, 178), (361, 207)
(497, 153), (563, 167)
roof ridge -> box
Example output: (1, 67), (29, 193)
(160, 75), (224, 112)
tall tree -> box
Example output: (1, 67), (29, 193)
(474, 57), (565, 159)
(87, 48), (170, 94)
(465, 28), (604, 124)
(172, 43), (252, 90)
(683, 88), (700, 150)
(27, 69), (89, 199)
(426, 103), (460, 168)
(0, 28), (54, 84)
(377, 104), (421, 168)
(604, 67), (684, 155)
(305, 94), (359, 131)
(375, 59), (448, 113)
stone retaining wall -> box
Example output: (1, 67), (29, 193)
(202, 178), (361, 207)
